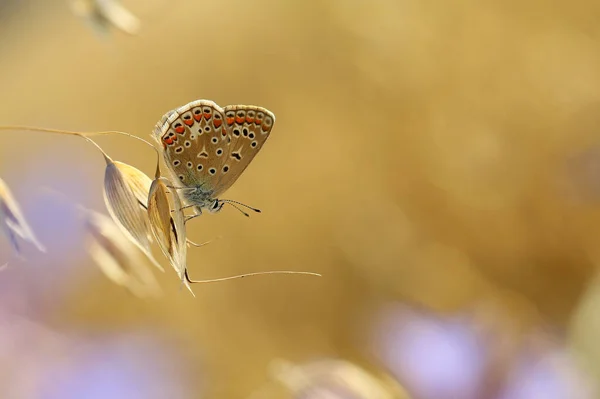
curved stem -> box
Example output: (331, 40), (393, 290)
(0, 125), (158, 159)
(184, 268), (321, 284)
(80, 135), (113, 164)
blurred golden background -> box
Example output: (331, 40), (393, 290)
(1, 0), (600, 398)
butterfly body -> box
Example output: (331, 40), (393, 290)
(151, 99), (275, 215)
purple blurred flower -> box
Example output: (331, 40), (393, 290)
(0, 315), (194, 399)
(496, 345), (596, 399)
(372, 305), (488, 399)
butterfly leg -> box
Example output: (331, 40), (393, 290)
(184, 213), (201, 224)
(170, 204), (198, 215)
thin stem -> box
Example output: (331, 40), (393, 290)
(0, 125), (158, 159)
(80, 135), (113, 164)
(184, 269), (321, 284)
(0, 124), (163, 179)
(187, 236), (220, 247)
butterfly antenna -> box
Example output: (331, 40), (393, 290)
(225, 202), (250, 217)
(221, 199), (261, 214)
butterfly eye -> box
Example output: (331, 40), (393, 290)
(211, 201), (220, 210)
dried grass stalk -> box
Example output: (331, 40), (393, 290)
(147, 169), (194, 295)
(83, 208), (160, 298)
(70, 0), (141, 36)
(113, 161), (153, 208)
(103, 159), (163, 271)
(0, 126), (164, 270)
(0, 177), (45, 258)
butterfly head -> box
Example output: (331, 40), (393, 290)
(206, 199), (225, 214)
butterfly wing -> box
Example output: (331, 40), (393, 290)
(212, 105), (275, 197)
(154, 100), (229, 193)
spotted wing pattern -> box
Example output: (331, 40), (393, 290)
(211, 105), (275, 197)
(152, 100), (275, 199)
(154, 100), (229, 191)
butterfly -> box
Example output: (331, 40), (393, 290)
(151, 99), (275, 217)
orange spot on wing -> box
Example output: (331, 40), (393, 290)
(203, 113), (212, 120)
(235, 116), (244, 124)
(254, 118), (262, 125)
(214, 119), (222, 128)
(194, 114), (202, 121)
(184, 119), (194, 126)
(261, 124), (269, 131)
(164, 137), (174, 145)
(226, 117), (235, 126)
(175, 126), (185, 134)
(246, 116), (254, 124)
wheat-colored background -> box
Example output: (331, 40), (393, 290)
(1, 0), (600, 398)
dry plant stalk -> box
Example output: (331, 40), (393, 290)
(114, 161), (153, 208)
(95, 140), (163, 272)
(0, 125), (323, 288)
(113, 161), (155, 243)
(70, 0), (141, 36)
(268, 359), (409, 399)
(147, 169), (194, 295)
(0, 177), (45, 260)
(0, 126), (163, 272)
(83, 207), (160, 298)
